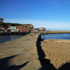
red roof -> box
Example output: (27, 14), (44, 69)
(0, 27), (4, 29)
(18, 26), (23, 28)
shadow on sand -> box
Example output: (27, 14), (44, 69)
(36, 34), (70, 70)
(0, 54), (29, 70)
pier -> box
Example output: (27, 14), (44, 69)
(0, 33), (41, 70)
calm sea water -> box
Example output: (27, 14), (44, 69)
(41, 33), (70, 40)
(0, 35), (24, 43)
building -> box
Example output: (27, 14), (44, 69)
(8, 26), (18, 32)
(18, 26), (29, 32)
(0, 27), (4, 32)
(39, 27), (45, 31)
(0, 18), (3, 22)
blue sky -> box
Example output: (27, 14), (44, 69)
(0, 0), (70, 30)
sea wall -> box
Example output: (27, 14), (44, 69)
(0, 33), (41, 70)
(40, 31), (70, 34)
(0, 32), (29, 35)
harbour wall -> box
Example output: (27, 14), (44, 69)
(0, 32), (30, 35)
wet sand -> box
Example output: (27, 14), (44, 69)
(41, 39), (70, 69)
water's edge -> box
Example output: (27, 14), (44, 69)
(41, 33), (70, 40)
(0, 35), (24, 43)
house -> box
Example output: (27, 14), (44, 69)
(39, 27), (45, 31)
(8, 26), (18, 32)
(0, 27), (4, 32)
(18, 26), (29, 32)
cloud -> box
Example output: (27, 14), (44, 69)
(4, 18), (70, 30)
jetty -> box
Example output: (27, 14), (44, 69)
(0, 33), (42, 70)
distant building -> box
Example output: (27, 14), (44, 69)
(0, 18), (3, 22)
(49, 29), (51, 31)
(39, 27), (45, 31)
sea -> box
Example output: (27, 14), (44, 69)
(0, 33), (70, 43)
(41, 33), (70, 40)
(0, 35), (24, 43)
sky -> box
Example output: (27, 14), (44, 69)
(0, 0), (70, 30)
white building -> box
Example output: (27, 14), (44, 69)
(8, 26), (18, 32)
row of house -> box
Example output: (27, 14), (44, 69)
(0, 18), (46, 33)
(0, 26), (46, 33)
(0, 26), (30, 32)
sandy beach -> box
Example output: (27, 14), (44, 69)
(41, 39), (70, 69)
